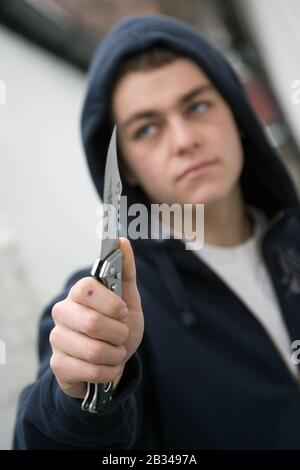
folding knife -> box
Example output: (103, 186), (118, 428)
(81, 126), (123, 413)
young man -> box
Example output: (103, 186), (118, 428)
(14, 15), (300, 449)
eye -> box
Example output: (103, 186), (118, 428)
(187, 102), (209, 116)
(135, 124), (157, 140)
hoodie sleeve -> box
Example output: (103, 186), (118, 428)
(13, 270), (142, 450)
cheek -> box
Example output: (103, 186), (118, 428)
(229, 136), (244, 178)
(219, 119), (244, 176)
(125, 144), (166, 182)
(139, 161), (158, 178)
(137, 162), (166, 198)
(123, 146), (169, 199)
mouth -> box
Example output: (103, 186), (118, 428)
(180, 159), (218, 179)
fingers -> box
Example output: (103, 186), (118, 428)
(50, 239), (143, 400)
(49, 326), (127, 366)
(69, 276), (128, 320)
(50, 350), (123, 386)
(52, 299), (129, 346)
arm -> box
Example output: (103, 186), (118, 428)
(13, 240), (144, 450)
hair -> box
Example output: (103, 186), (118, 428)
(114, 46), (182, 83)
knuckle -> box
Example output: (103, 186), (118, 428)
(110, 297), (125, 316)
(110, 364), (123, 382)
(49, 327), (57, 347)
(119, 323), (130, 343)
(52, 301), (63, 323)
(85, 312), (101, 337)
(50, 354), (59, 374)
(70, 277), (94, 303)
(119, 345), (128, 362)
(87, 365), (120, 384)
(87, 364), (102, 383)
(114, 324), (129, 346)
(86, 341), (103, 363)
(103, 365), (121, 383)
(51, 356), (71, 384)
(114, 345), (127, 362)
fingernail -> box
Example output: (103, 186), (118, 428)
(119, 307), (128, 319)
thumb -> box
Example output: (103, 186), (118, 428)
(119, 238), (144, 359)
(119, 237), (140, 309)
(119, 237), (137, 284)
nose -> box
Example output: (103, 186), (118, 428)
(169, 117), (200, 156)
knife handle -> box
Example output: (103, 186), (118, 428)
(81, 249), (123, 413)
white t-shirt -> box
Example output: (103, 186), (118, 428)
(193, 207), (298, 376)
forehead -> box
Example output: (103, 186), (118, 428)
(112, 58), (213, 117)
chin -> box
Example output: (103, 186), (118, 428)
(181, 186), (229, 205)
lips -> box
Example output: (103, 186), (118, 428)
(180, 159), (218, 179)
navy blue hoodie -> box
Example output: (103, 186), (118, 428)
(14, 15), (300, 450)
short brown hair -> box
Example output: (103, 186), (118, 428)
(114, 46), (181, 83)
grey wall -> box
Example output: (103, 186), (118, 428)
(0, 26), (100, 449)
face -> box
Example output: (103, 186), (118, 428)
(112, 58), (244, 207)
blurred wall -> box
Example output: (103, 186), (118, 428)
(0, 25), (100, 449)
(235, 0), (300, 150)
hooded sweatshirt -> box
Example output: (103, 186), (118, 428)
(14, 15), (300, 450)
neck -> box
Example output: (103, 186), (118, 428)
(155, 185), (254, 247)
(202, 186), (254, 247)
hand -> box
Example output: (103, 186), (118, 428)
(49, 238), (144, 399)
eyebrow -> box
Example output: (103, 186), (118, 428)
(121, 83), (214, 130)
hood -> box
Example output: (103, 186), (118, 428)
(81, 14), (299, 219)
